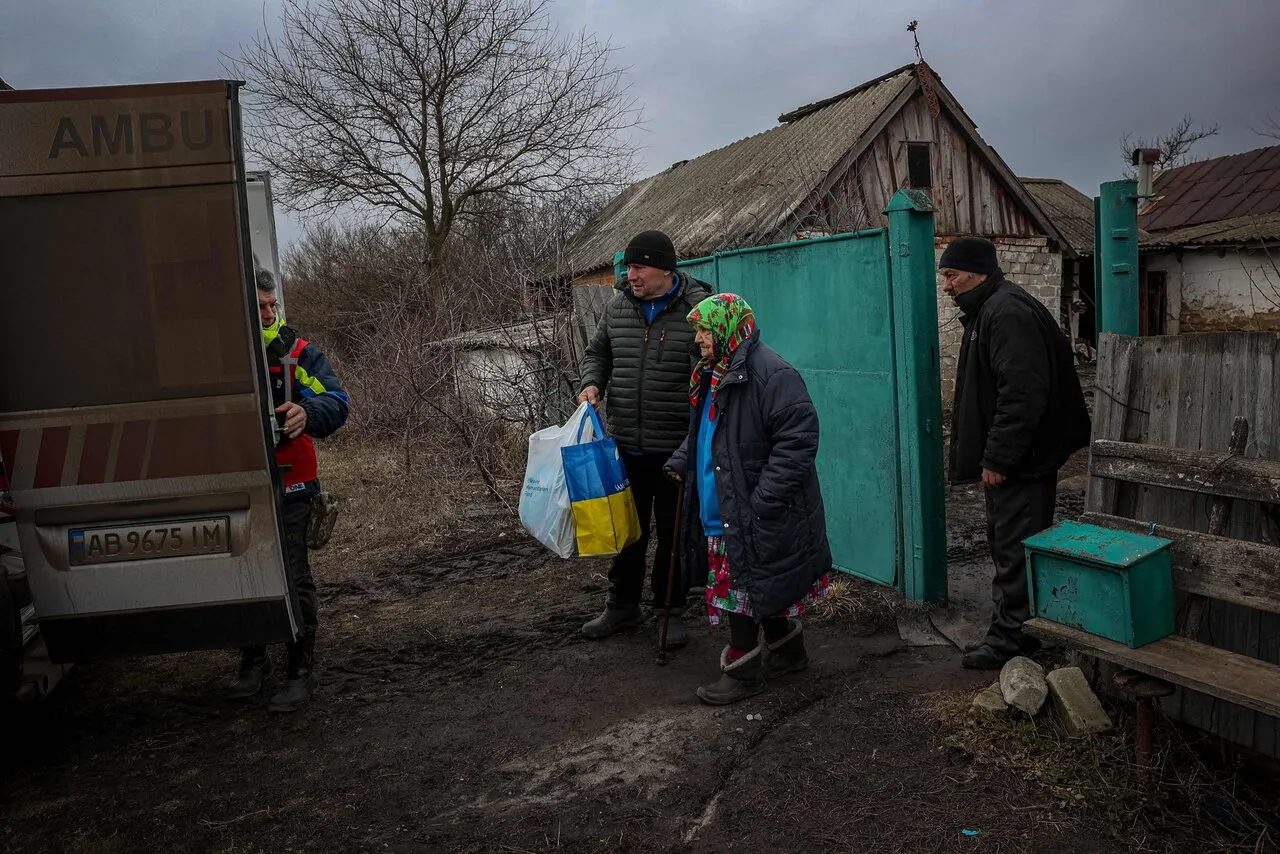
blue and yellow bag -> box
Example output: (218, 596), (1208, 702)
(561, 407), (642, 557)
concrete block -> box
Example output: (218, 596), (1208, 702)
(1000, 656), (1048, 715)
(971, 681), (1008, 715)
(1046, 666), (1113, 737)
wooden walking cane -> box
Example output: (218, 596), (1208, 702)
(656, 482), (686, 666)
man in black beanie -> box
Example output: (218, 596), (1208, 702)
(578, 230), (712, 647)
(940, 236), (1090, 669)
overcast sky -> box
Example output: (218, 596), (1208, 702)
(5, 0), (1279, 252)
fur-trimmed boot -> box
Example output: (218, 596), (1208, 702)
(763, 619), (809, 679)
(696, 646), (766, 706)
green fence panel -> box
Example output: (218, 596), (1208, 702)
(680, 231), (899, 585)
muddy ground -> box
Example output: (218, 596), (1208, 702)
(0, 448), (1269, 853)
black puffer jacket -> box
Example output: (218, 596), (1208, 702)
(950, 270), (1091, 483)
(666, 335), (831, 617)
(579, 273), (713, 454)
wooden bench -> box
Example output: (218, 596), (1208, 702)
(1025, 420), (1280, 720)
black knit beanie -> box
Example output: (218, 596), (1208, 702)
(621, 230), (678, 271)
(938, 236), (999, 275)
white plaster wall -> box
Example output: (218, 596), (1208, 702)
(1145, 247), (1280, 333)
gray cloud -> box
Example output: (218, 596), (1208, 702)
(5, 0), (1279, 252)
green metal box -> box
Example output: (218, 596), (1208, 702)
(1024, 520), (1174, 648)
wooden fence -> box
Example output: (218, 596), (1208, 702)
(1087, 331), (1280, 756)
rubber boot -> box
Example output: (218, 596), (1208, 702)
(696, 646), (766, 706)
(654, 607), (688, 650)
(763, 620), (808, 679)
(227, 646), (273, 700)
(268, 634), (316, 713)
(581, 604), (646, 639)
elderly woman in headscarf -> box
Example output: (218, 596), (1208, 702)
(665, 293), (832, 705)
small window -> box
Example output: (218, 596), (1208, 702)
(907, 142), (932, 188)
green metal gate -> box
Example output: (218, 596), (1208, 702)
(668, 190), (947, 600)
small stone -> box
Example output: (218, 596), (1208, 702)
(970, 681), (1008, 715)
(1046, 666), (1113, 737)
(1000, 656), (1048, 716)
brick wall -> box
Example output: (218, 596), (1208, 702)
(936, 236), (1063, 407)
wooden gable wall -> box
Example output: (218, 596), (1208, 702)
(819, 92), (1042, 238)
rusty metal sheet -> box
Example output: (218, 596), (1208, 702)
(1142, 145), (1280, 234)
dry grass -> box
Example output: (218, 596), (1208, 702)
(920, 689), (1280, 852)
(311, 434), (519, 579)
(808, 577), (902, 631)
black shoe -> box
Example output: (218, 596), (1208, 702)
(655, 608), (688, 650)
(581, 605), (646, 639)
(763, 620), (808, 679)
(696, 646), (766, 706)
(268, 636), (316, 713)
(962, 643), (1014, 670)
(227, 646), (273, 699)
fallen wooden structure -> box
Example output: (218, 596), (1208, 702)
(1028, 331), (1280, 758)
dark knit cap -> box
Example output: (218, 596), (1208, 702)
(938, 236), (999, 275)
(621, 230), (678, 271)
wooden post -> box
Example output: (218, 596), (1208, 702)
(1180, 416), (1250, 638)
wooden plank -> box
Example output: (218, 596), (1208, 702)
(1113, 338), (1153, 521)
(1212, 599), (1262, 748)
(1089, 439), (1280, 504)
(936, 112), (957, 233)
(1134, 337), (1180, 527)
(1182, 417), (1251, 636)
(1086, 334), (1135, 514)
(1081, 512), (1280, 614)
(1023, 619), (1280, 719)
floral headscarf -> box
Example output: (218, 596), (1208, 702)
(687, 293), (757, 420)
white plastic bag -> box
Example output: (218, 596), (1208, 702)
(519, 402), (597, 558)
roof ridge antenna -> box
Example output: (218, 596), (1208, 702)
(907, 21), (942, 121)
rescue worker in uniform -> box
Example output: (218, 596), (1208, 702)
(228, 267), (350, 712)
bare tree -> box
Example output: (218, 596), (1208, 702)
(1119, 114), (1220, 178)
(1251, 107), (1280, 142)
(230, 0), (640, 277)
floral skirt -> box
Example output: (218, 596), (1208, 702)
(705, 535), (830, 626)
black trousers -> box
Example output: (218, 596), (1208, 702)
(728, 613), (790, 651)
(282, 496), (318, 638)
(982, 475), (1057, 655)
(609, 453), (686, 609)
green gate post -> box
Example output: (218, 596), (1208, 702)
(613, 250), (626, 285)
(1096, 180), (1140, 335)
(885, 189), (947, 604)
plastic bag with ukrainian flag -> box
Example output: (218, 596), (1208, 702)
(561, 406), (642, 557)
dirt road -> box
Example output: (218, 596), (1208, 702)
(0, 452), (1243, 853)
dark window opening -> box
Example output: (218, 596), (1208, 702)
(1141, 269), (1168, 336)
(907, 142), (932, 188)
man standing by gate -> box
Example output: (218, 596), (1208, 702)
(578, 230), (712, 648)
(228, 267), (350, 711)
(940, 237), (1090, 670)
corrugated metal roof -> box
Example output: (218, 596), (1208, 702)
(1139, 145), (1280, 233)
(1020, 178), (1095, 254)
(564, 66), (919, 275)
(1141, 212), (1280, 248)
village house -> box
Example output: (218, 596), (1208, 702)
(1137, 145), (1280, 335)
(1020, 177), (1100, 358)
(563, 62), (1077, 400)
